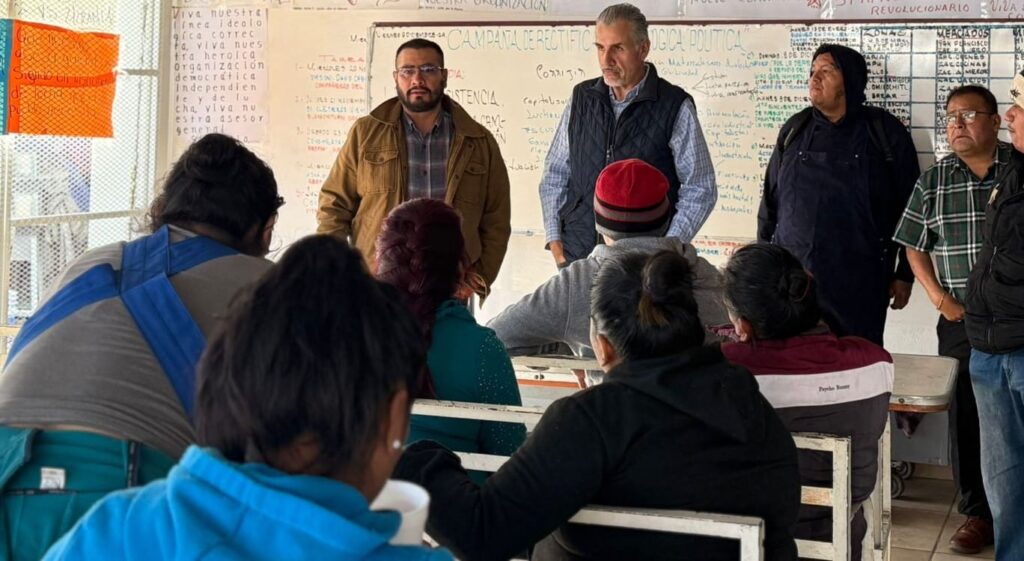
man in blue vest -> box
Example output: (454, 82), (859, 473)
(0, 133), (283, 561)
(538, 2), (717, 266)
(759, 44), (920, 346)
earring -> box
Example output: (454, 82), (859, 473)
(392, 439), (402, 450)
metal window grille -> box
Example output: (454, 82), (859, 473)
(0, 0), (164, 324)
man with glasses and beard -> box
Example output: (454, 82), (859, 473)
(318, 38), (511, 293)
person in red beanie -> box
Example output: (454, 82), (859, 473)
(488, 159), (729, 386)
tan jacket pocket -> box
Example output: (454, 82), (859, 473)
(453, 162), (487, 203)
(358, 149), (400, 194)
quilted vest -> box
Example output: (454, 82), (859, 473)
(560, 64), (690, 261)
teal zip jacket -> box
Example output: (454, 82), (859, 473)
(410, 300), (525, 457)
(43, 446), (452, 561)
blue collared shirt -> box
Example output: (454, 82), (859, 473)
(538, 65), (717, 244)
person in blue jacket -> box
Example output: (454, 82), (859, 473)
(43, 235), (453, 561)
(375, 198), (526, 482)
(758, 44), (920, 346)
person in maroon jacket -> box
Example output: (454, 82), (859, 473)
(720, 243), (893, 560)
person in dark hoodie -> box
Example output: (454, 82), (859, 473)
(395, 250), (801, 561)
(721, 243), (893, 561)
(758, 44), (920, 346)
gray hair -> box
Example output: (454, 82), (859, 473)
(596, 3), (649, 45)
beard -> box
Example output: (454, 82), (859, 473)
(397, 83), (445, 113)
(602, 68), (625, 88)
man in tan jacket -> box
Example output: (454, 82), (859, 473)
(317, 38), (511, 290)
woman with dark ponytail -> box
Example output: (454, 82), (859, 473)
(721, 243), (894, 560)
(375, 199), (525, 478)
(394, 250), (801, 561)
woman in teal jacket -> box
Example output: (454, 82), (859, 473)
(376, 199), (526, 467)
(43, 236), (452, 561)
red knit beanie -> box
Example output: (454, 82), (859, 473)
(593, 159), (672, 240)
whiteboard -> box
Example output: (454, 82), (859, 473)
(367, 22), (1022, 252)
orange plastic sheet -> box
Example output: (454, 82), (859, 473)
(0, 20), (119, 136)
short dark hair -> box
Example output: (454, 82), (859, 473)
(945, 84), (999, 115)
(195, 235), (425, 474)
(395, 38), (444, 67)
(724, 243), (821, 340)
(149, 133), (282, 251)
(591, 250), (704, 360)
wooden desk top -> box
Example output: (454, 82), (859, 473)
(890, 354), (957, 413)
(513, 353), (958, 413)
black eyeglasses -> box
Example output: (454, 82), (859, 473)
(395, 65), (443, 79)
(944, 110), (995, 126)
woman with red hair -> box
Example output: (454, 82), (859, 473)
(376, 199), (525, 478)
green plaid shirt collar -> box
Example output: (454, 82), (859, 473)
(893, 141), (1013, 300)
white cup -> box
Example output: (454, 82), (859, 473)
(370, 479), (431, 546)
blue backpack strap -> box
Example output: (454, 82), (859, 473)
(168, 235), (237, 275)
(4, 226), (237, 415)
(120, 226), (172, 292)
(119, 226), (237, 417)
(5, 264), (119, 366)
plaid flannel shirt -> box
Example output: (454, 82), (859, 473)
(403, 110), (452, 201)
(893, 141), (1012, 300)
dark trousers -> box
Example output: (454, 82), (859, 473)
(937, 317), (992, 520)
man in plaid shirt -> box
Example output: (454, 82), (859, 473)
(893, 84), (1007, 555)
(318, 38), (511, 293)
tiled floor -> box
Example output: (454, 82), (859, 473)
(891, 464), (995, 561)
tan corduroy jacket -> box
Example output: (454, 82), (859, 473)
(317, 96), (511, 289)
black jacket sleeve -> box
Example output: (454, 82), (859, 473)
(758, 134), (785, 243)
(887, 115), (921, 283)
(393, 398), (607, 561)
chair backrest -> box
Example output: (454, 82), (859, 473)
(411, 399), (851, 561)
(413, 398), (773, 561)
(572, 505), (764, 561)
(790, 433), (852, 561)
